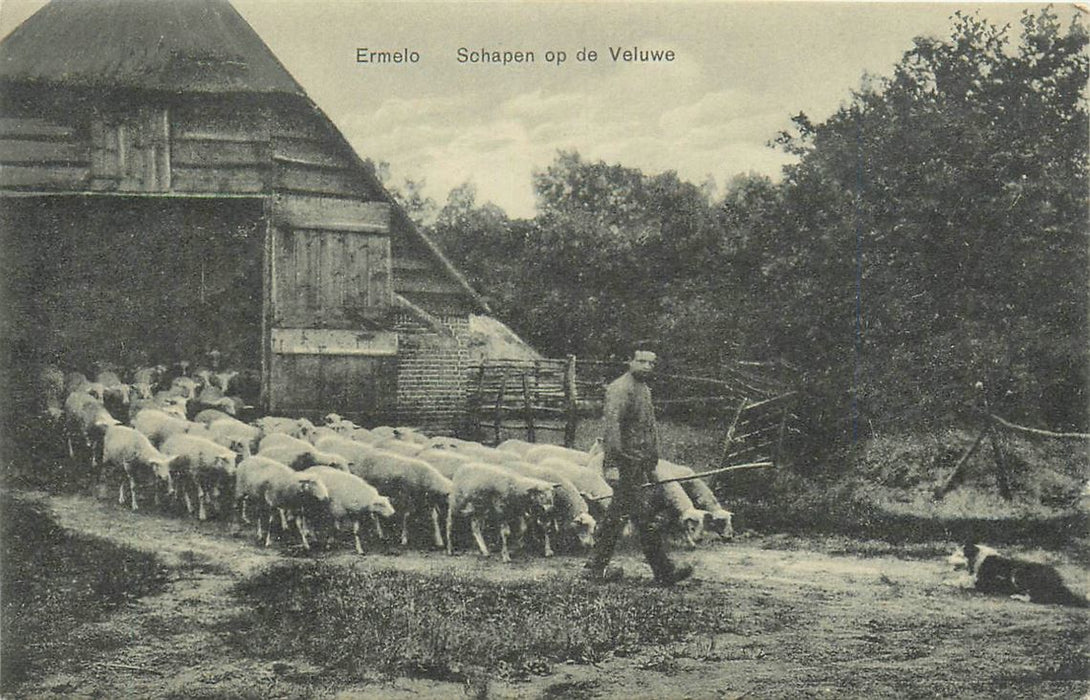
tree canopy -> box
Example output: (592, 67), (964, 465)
(419, 8), (1088, 457)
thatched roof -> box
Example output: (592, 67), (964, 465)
(0, 0), (305, 95)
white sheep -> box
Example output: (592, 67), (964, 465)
(445, 462), (556, 563)
(302, 466), (395, 554)
(536, 456), (614, 518)
(650, 463), (710, 549)
(253, 416), (316, 442)
(102, 424), (175, 510)
(320, 435), (454, 549)
(161, 433), (239, 520)
(258, 442), (349, 472)
(524, 443), (594, 466)
(415, 446), (477, 480)
(64, 389), (121, 467)
(205, 418), (260, 457)
(501, 461), (596, 555)
(234, 455), (330, 550)
(656, 460), (733, 540)
(131, 408), (207, 447)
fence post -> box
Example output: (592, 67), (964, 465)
(493, 368), (508, 446)
(563, 355), (578, 448)
(522, 373), (536, 443)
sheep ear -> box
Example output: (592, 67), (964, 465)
(551, 482), (563, 489)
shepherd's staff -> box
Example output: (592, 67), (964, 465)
(585, 461), (773, 501)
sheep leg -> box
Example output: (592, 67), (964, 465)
(129, 475), (139, 511)
(445, 496), (455, 556)
(296, 515), (310, 551)
(264, 512), (277, 547)
(499, 522), (511, 563)
(353, 519), (365, 555)
(431, 506), (444, 548)
(400, 511), (410, 547)
(543, 527), (554, 558)
(196, 484), (208, 521)
(371, 513), (385, 540)
(182, 486), (195, 515)
(118, 475), (127, 506)
(470, 517), (490, 557)
(278, 507), (290, 532)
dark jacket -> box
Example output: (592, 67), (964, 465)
(602, 371), (659, 488)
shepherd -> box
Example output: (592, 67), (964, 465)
(582, 344), (693, 586)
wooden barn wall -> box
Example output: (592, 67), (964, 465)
(0, 93), (389, 202)
(0, 196), (265, 373)
(0, 85), (91, 190)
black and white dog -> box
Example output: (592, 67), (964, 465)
(948, 543), (1088, 607)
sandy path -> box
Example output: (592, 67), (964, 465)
(10, 490), (1089, 699)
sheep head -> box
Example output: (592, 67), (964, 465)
(705, 508), (734, 540)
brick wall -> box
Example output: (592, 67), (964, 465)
(393, 313), (470, 431)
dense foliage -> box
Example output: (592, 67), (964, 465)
(417, 9), (1087, 458)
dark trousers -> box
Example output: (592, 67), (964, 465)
(588, 482), (674, 579)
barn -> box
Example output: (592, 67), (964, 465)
(0, 0), (488, 429)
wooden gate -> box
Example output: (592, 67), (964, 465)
(264, 194), (397, 422)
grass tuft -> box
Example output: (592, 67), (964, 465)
(226, 561), (742, 682)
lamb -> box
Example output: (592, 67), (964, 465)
(235, 455), (330, 550)
(102, 425), (175, 510)
(501, 461), (596, 555)
(656, 460), (733, 539)
(319, 435), (453, 549)
(446, 462), (557, 563)
(302, 466), (395, 554)
(131, 408), (207, 447)
(160, 433), (239, 520)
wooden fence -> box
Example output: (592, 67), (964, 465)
(465, 357), (798, 468)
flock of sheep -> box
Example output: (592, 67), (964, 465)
(43, 362), (734, 561)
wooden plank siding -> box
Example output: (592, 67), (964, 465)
(269, 351), (397, 422)
(0, 114), (89, 189)
(272, 227), (390, 327)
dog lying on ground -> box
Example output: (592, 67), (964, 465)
(948, 543), (1087, 607)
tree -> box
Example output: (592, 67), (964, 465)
(769, 8), (1088, 437)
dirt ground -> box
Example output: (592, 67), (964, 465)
(6, 489), (1089, 699)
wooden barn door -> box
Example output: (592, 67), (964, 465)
(265, 194), (396, 422)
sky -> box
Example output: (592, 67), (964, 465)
(0, 1), (1078, 218)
